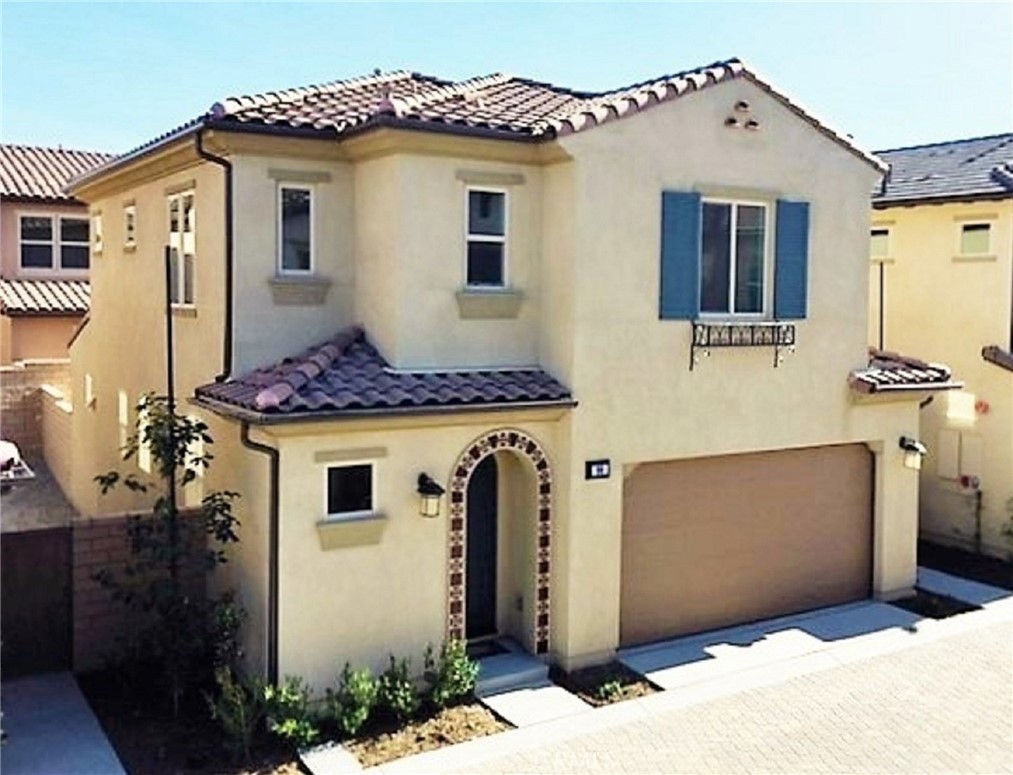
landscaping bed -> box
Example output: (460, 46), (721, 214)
(549, 661), (656, 707)
(342, 702), (508, 768)
(918, 539), (1013, 591)
(889, 589), (981, 619)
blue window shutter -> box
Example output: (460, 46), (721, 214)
(660, 191), (701, 320)
(774, 200), (810, 320)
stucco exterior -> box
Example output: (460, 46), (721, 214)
(63, 72), (932, 690)
(869, 199), (1013, 557)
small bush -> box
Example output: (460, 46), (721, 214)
(377, 656), (420, 722)
(424, 639), (479, 709)
(205, 667), (265, 762)
(327, 663), (379, 737)
(263, 676), (319, 749)
(595, 679), (623, 703)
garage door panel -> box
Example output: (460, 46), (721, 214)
(620, 445), (872, 647)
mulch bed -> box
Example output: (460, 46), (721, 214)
(918, 540), (1013, 591)
(78, 670), (302, 775)
(549, 661), (656, 707)
(342, 703), (509, 768)
(889, 589), (981, 619)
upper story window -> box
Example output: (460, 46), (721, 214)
(466, 189), (507, 287)
(700, 200), (768, 315)
(124, 204), (137, 249)
(870, 228), (890, 260)
(167, 191), (196, 305)
(326, 462), (375, 519)
(278, 184), (313, 273)
(18, 214), (90, 271)
(960, 223), (991, 256)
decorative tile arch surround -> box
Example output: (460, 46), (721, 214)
(447, 429), (552, 654)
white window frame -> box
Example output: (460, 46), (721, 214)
(137, 405), (152, 474)
(117, 390), (130, 451)
(323, 460), (377, 521)
(16, 212), (91, 273)
(276, 183), (315, 275)
(698, 197), (772, 319)
(124, 203), (137, 249)
(959, 222), (991, 256)
(167, 190), (196, 307)
(464, 186), (509, 289)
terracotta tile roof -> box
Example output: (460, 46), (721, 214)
(195, 326), (573, 420)
(0, 279), (90, 316)
(74, 58), (882, 190)
(1, 144), (114, 203)
(849, 348), (962, 395)
(874, 133), (1013, 205)
(982, 345), (1013, 373)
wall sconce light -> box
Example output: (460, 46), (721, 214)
(899, 436), (928, 470)
(417, 473), (445, 518)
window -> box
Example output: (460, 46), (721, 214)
(960, 223), (990, 255)
(137, 405), (152, 474)
(117, 390), (129, 451)
(84, 373), (96, 409)
(278, 185), (313, 273)
(91, 213), (103, 254)
(870, 228), (890, 259)
(124, 204), (137, 248)
(700, 200), (767, 315)
(326, 463), (374, 518)
(466, 189), (507, 287)
(183, 418), (205, 508)
(167, 191), (196, 305)
(18, 214), (90, 270)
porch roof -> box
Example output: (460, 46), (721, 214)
(849, 348), (963, 395)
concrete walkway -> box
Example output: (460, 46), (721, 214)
(1, 672), (126, 775)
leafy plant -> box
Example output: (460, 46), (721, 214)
(205, 667), (266, 762)
(595, 679), (623, 703)
(263, 676), (319, 749)
(94, 393), (243, 716)
(377, 656), (420, 722)
(424, 639), (479, 709)
(327, 663), (379, 737)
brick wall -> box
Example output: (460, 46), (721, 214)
(0, 359), (71, 460)
(73, 511), (207, 672)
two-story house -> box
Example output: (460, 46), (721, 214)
(0, 144), (111, 364)
(64, 59), (956, 688)
(870, 134), (1013, 558)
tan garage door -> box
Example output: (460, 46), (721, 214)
(620, 444), (872, 648)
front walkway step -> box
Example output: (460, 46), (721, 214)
(475, 651), (548, 696)
(479, 682), (591, 727)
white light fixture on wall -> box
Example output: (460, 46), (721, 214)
(417, 473), (446, 518)
(899, 436), (928, 470)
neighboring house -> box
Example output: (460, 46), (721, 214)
(64, 58), (956, 689)
(0, 144), (111, 364)
(870, 133), (1013, 558)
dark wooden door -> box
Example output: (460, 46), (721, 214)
(466, 456), (498, 639)
(1, 527), (72, 678)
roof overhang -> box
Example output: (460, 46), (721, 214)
(873, 191), (1013, 209)
(982, 345), (1013, 373)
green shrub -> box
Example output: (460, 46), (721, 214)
(326, 663), (379, 737)
(377, 656), (420, 722)
(205, 667), (266, 762)
(263, 676), (319, 749)
(424, 639), (479, 709)
(595, 679), (623, 703)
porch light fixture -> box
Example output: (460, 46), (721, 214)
(417, 473), (446, 518)
(899, 436), (928, 471)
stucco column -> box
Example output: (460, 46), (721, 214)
(866, 437), (919, 599)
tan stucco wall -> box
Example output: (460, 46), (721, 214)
(0, 200), (91, 280)
(869, 199), (1013, 557)
(1, 315), (83, 364)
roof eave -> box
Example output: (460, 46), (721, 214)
(873, 191), (1013, 209)
(0, 194), (87, 206)
(982, 345), (1013, 373)
(848, 379), (964, 396)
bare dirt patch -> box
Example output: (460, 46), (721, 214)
(890, 588), (982, 619)
(549, 661), (657, 707)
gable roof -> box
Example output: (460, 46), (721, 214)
(73, 58), (882, 190)
(873, 133), (1013, 207)
(195, 326), (574, 422)
(1, 144), (114, 203)
(0, 278), (90, 316)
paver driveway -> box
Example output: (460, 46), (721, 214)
(462, 621), (1012, 774)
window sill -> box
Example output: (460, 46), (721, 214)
(268, 274), (332, 306)
(315, 512), (387, 550)
(455, 288), (524, 319)
(952, 253), (997, 263)
(171, 305), (197, 318)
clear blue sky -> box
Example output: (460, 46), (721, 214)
(2, 2), (1010, 155)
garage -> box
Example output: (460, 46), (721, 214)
(620, 444), (873, 648)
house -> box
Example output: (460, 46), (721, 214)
(0, 144), (111, 364)
(870, 134), (1013, 558)
(62, 58), (958, 688)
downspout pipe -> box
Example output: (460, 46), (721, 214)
(240, 422), (279, 685)
(194, 128), (234, 382)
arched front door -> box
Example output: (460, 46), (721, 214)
(466, 455), (498, 639)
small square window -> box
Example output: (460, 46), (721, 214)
(326, 464), (374, 517)
(279, 185), (313, 273)
(466, 189), (506, 288)
(870, 228), (890, 259)
(960, 223), (990, 255)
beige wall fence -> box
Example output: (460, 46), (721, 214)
(1, 359), (71, 460)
